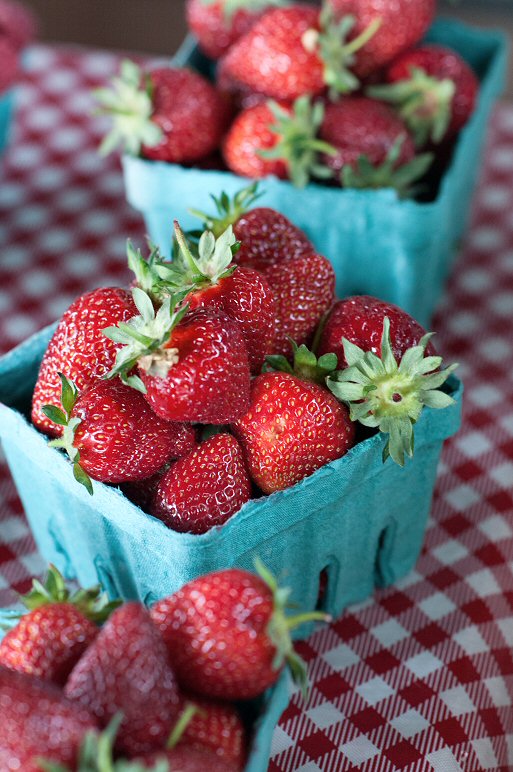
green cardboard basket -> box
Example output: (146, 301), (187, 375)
(122, 18), (508, 327)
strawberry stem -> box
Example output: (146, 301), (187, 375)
(166, 703), (198, 749)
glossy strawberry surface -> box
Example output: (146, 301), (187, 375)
(32, 286), (136, 438)
(223, 101), (292, 180)
(151, 570), (281, 700)
(139, 308), (251, 424)
(317, 295), (435, 366)
(65, 603), (180, 756)
(233, 207), (314, 272)
(328, 0), (436, 78)
(320, 97), (416, 173)
(232, 372), (355, 493)
(187, 265), (276, 374)
(70, 379), (196, 484)
(181, 694), (246, 767)
(219, 5), (324, 101)
(0, 667), (97, 772)
(152, 434), (251, 534)
(186, 0), (268, 60)
(136, 746), (240, 772)
(385, 45), (479, 140)
(0, 603), (97, 686)
(141, 67), (230, 163)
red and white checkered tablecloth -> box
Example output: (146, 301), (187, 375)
(1, 44), (513, 772)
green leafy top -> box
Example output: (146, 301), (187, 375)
(103, 287), (189, 391)
(368, 68), (456, 146)
(340, 136), (434, 198)
(259, 96), (337, 189)
(326, 318), (458, 466)
(42, 374), (94, 496)
(265, 339), (338, 385)
(94, 59), (163, 156)
(189, 181), (262, 238)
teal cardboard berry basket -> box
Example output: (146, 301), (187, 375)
(0, 322), (462, 637)
(0, 89), (14, 153)
(122, 18), (508, 328)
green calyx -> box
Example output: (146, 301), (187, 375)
(189, 181), (262, 238)
(127, 239), (170, 302)
(14, 564), (121, 624)
(94, 59), (163, 156)
(326, 318), (458, 467)
(368, 68), (456, 146)
(259, 96), (337, 189)
(200, 0), (286, 22)
(265, 339), (338, 385)
(103, 287), (189, 392)
(340, 135), (434, 199)
(42, 374), (93, 496)
(305, 7), (381, 99)
(255, 558), (330, 697)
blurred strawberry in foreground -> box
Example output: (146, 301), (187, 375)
(95, 60), (230, 163)
(0, 565), (119, 686)
(369, 44), (479, 147)
(0, 0), (37, 50)
(180, 694), (247, 767)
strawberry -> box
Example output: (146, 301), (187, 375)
(65, 603), (181, 757)
(151, 564), (327, 700)
(103, 289), (251, 424)
(130, 224), (276, 374)
(232, 365), (354, 493)
(95, 60), (230, 163)
(43, 374), (197, 494)
(121, 463), (174, 512)
(0, 565), (119, 686)
(321, 297), (458, 466)
(327, 0), (436, 79)
(368, 45), (479, 146)
(0, 0), (37, 50)
(178, 695), (246, 768)
(0, 667), (97, 772)
(0, 37), (17, 93)
(186, 0), (282, 60)
(32, 286), (137, 438)
(152, 433), (251, 534)
(219, 4), (381, 102)
(319, 96), (433, 194)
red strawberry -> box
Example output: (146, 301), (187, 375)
(65, 603), (181, 757)
(121, 462), (175, 512)
(32, 286), (137, 438)
(0, 565), (118, 686)
(0, 667), (97, 772)
(178, 695), (246, 768)
(186, 0), (280, 60)
(0, 37), (17, 93)
(217, 58), (270, 111)
(43, 374), (197, 493)
(327, 0), (436, 79)
(369, 44), (479, 146)
(104, 289), (251, 424)
(95, 60), (230, 163)
(152, 433), (251, 534)
(151, 565), (327, 700)
(321, 296), (458, 465)
(0, 0), (37, 50)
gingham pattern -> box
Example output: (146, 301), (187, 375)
(1, 45), (513, 771)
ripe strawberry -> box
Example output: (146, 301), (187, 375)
(130, 224), (276, 374)
(151, 564), (327, 700)
(32, 286), (137, 438)
(152, 433), (251, 534)
(0, 37), (17, 93)
(43, 374), (196, 494)
(369, 45), (479, 146)
(186, 0), (281, 60)
(219, 4), (381, 101)
(0, 565), (119, 686)
(321, 297), (458, 465)
(104, 289), (251, 424)
(0, 667), (97, 772)
(178, 695), (246, 767)
(95, 60), (230, 163)
(121, 463), (174, 512)
(0, 0), (36, 50)
(223, 97), (336, 187)
(65, 603), (181, 757)
(327, 0), (436, 79)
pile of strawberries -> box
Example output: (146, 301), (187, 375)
(31, 186), (456, 533)
(96, 0), (479, 194)
(0, 564), (325, 770)
(0, 0), (35, 97)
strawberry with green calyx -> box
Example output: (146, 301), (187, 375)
(151, 561), (330, 701)
(104, 288), (251, 424)
(43, 372), (197, 494)
(189, 182), (262, 239)
(326, 317), (458, 466)
(223, 96), (337, 188)
(0, 565), (120, 686)
(265, 339), (338, 386)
